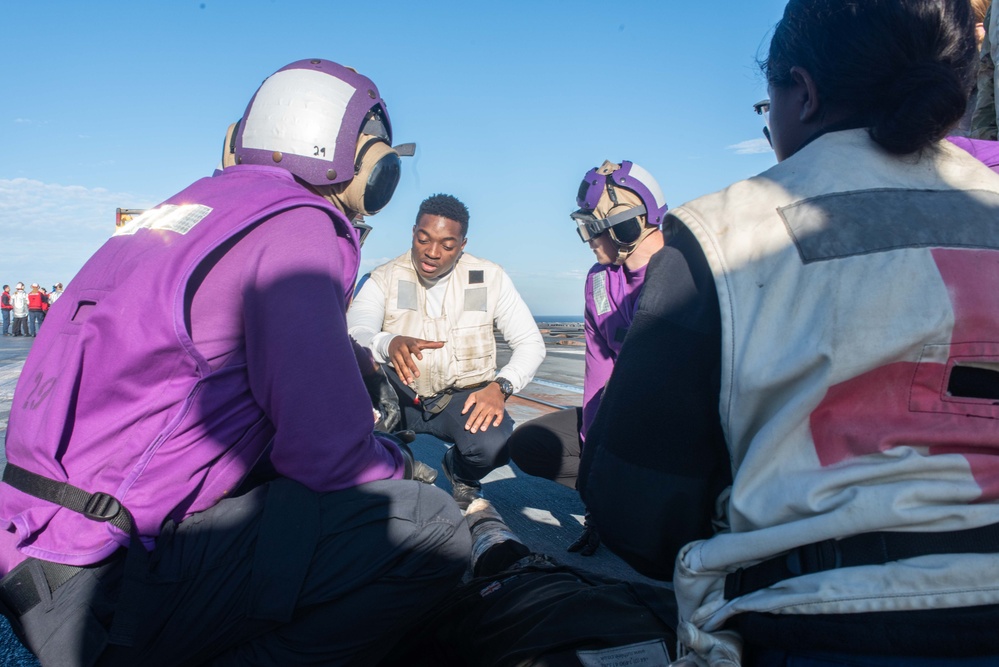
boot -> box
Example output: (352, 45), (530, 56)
(442, 446), (482, 510)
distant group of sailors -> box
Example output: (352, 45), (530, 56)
(0, 282), (62, 338)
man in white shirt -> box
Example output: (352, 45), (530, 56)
(348, 193), (545, 508)
(10, 283), (29, 338)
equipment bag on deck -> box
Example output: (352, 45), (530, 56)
(379, 555), (678, 667)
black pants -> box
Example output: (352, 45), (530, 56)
(5, 478), (470, 667)
(387, 369), (513, 482)
(508, 407), (583, 489)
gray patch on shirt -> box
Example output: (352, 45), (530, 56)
(464, 286), (488, 312)
(591, 272), (611, 316)
(397, 280), (418, 310)
(780, 188), (999, 263)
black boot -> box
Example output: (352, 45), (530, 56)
(465, 498), (531, 576)
(442, 446), (482, 510)
(566, 512), (601, 556)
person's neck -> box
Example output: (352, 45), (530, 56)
(624, 229), (664, 271)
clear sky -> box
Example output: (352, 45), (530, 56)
(3, 0), (788, 315)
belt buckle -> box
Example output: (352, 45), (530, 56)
(83, 492), (122, 523)
(421, 391), (453, 415)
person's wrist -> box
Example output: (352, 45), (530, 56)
(491, 376), (514, 400)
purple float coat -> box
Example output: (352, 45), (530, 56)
(582, 261), (648, 439)
(0, 165), (404, 571)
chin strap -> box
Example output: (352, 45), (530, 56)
(612, 224), (658, 266)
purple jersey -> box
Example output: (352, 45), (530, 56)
(0, 165), (403, 573)
(582, 262), (648, 439)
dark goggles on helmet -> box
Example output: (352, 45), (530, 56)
(352, 219), (373, 246)
(570, 204), (647, 245)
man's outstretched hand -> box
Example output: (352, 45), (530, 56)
(388, 335), (445, 385)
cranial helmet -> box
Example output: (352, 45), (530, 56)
(570, 160), (668, 265)
(233, 59), (413, 217)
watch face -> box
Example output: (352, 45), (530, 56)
(497, 378), (513, 398)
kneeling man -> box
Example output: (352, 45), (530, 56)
(348, 194), (545, 508)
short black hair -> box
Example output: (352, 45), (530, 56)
(416, 193), (469, 237)
(763, 0), (975, 155)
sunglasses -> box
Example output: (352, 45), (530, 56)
(754, 99), (772, 148)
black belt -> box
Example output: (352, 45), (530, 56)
(417, 382), (491, 415)
(0, 560), (84, 617)
(724, 521), (999, 600)
(0, 551), (123, 618)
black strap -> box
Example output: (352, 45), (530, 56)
(724, 521), (999, 600)
(3, 464), (134, 535)
(0, 558), (95, 617)
(2, 463), (145, 646)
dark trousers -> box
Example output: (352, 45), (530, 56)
(387, 369), (513, 482)
(1, 309), (9, 335)
(11, 317), (27, 337)
(5, 477), (470, 667)
(27, 311), (43, 336)
(507, 407), (583, 489)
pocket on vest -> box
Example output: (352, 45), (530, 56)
(451, 324), (493, 378)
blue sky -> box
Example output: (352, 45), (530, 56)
(3, 0), (787, 315)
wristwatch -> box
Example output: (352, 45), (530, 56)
(492, 377), (514, 400)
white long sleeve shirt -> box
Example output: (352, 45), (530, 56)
(348, 264), (545, 393)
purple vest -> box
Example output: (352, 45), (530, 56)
(0, 165), (358, 566)
(582, 262), (647, 438)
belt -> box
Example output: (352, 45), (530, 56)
(420, 381), (490, 401)
(417, 382), (491, 415)
(0, 559), (87, 617)
(724, 520), (999, 600)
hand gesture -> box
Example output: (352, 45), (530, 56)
(388, 335), (445, 385)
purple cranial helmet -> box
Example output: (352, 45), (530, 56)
(234, 59), (412, 216)
(572, 160), (668, 245)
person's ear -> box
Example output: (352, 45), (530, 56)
(459, 237), (467, 252)
(790, 66), (822, 124)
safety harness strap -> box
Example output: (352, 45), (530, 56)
(2, 463), (146, 646)
(3, 464), (133, 534)
(724, 521), (999, 600)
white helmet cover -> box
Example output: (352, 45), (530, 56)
(234, 59), (392, 186)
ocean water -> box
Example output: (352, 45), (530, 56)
(534, 315), (583, 324)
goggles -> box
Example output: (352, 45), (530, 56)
(352, 219), (373, 246)
(570, 204), (647, 245)
(754, 99), (772, 148)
